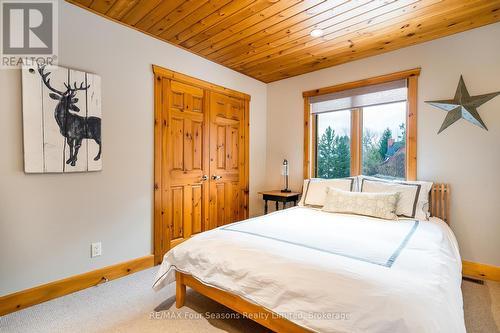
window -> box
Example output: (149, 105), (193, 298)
(304, 69), (419, 181)
(316, 110), (350, 178)
(362, 102), (407, 179)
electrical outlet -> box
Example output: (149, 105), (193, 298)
(91, 242), (102, 258)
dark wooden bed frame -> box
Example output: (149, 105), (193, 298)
(175, 184), (450, 332)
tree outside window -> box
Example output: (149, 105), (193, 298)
(317, 126), (350, 178)
(316, 102), (406, 180)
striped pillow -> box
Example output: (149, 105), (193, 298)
(299, 178), (355, 207)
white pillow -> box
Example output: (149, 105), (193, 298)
(399, 180), (433, 220)
(357, 176), (433, 220)
(297, 179), (310, 206)
(299, 178), (354, 207)
(360, 178), (421, 218)
(322, 187), (399, 220)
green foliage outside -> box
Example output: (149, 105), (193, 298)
(317, 127), (350, 179)
(378, 128), (392, 161)
(317, 123), (406, 179)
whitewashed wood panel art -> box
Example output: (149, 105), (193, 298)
(22, 65), (102, 173)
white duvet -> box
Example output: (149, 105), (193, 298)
(153, 207), (465, 333)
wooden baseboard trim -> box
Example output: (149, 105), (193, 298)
(1, 256), (496, 316)
(463, 260), (500, 282)
(0, 255), (154, 316)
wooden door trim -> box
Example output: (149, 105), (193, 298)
(153, 65), (251, 101)
(153, 65), (250, 264)
(243, 99), (250, 219)
(153, 75), (161, 265)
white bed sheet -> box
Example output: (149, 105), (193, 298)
(153, 207), (465, 333)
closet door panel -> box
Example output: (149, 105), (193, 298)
(164, 81), (209, 249)
(209, 92), (245, 227)
(170, 186), (184, 241)
(170, 117), (184, 170)
(191, 185), (203, 234)
(192, 120), (203, 170)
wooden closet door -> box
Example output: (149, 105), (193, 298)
(163, 80), (209, 249)
(209, 92), (246, 229)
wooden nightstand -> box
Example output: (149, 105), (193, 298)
(258, 190), (301, 214)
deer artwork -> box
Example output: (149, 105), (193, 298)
(38, 65), (101, 167)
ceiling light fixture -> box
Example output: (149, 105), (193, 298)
(310, 29), (324, 37)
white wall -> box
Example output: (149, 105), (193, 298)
(266, 23), (500, 266)
(0, 0), (267, 296)
(1, 1), (499, 297)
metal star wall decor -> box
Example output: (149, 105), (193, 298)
(425, 76), (500, 134)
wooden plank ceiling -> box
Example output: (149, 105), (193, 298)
(68, 0), (500, 83)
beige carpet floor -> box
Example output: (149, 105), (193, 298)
(1, 267), (499, 333)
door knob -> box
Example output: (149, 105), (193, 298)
(200, 175), (208, 181)
(211, 175), (222, 180)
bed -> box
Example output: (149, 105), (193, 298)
(153, 183), (464, 333)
